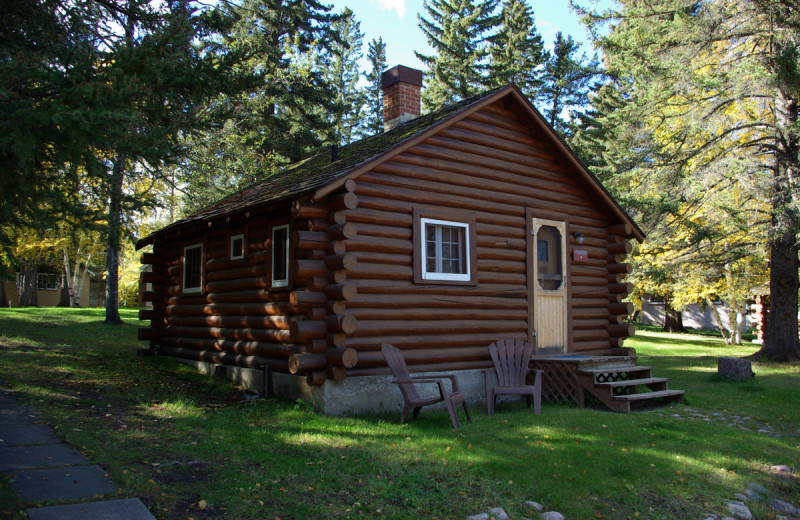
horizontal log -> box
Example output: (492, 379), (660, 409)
(347, 288), (528, 309)
(572, 330), (610, 343)
(165, 325), (292, 343)
(476, 258), (525, 274)
(205, 263), (268, 283)
(288, 353), (327, 374)
(571, 275), (608, 288)
(141, 291), (165, 303)
(608, 223), (633, 237)
(608, 273), (626, 284)
(205, 251), (270, 273)
(138, 327), (163, 341)
(450, 118), (561, 169)
(308, 276), (328, 292)
(355, 345), (492, 368)
(609, 315), (625, 324)
(328, 333), (346, 348)
(339, 208), (412, 228)
(608, 292), (626, 303)
(572, 318), (611, 331)
(158, 345), (288, 371)
(609, 336), (626, 348)
(608, 262), (632, 274)
(327, 222), (357, 241)
(327, 241), (347, 256)
(290, 320), (328, 340)
(345, 360), (490, 378)
(294, 259), (327, 279)
(345, 333), (523, 353)
(326, 347), (358, 368)
(324, 253), (357, 271)
(139, 271), (166, 285)
(205, 277), (269, 294)
(349, 262), (411, 281)
(140, 252), (163, 265)
(352, 319), (522, 338)
(166, 315), (296, 330)
(355, 222), (410, 241)
(346, 307), (528, 321)
(139, 308), (165, 321)
(608, 241), (632, 255)
(476, 245), (526, 262)
(195, 289), (290, 305)
(293, 230), (328, 250)
(609, 302), (635, 315)
(343, 236), (412, 255)
(292, 200), (328, 219)
(326, 315), (357, 334)
(329, 192), (358, 211)
(609, 282), (634, 295)
(307, 338), (328, 353)
(571, 307), (610, 320)
(327, 301), (347, 316)
(569, 340), (614, 354)
(324, 283), (357, 301)
(290, 291), (327, 308)
(609, 323), (636, 338)
(159, 336), (302, 359)
(165, 302), (300, 317)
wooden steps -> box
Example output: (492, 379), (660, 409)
(577, 363), (684, 413)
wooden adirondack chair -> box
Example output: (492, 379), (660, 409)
(381, 343), (471, 429)
(484, 339), (543, 416)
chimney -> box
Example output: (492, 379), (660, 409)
(381, 65), (423, 131)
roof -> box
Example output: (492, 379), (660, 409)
(138, 85), (643, 249)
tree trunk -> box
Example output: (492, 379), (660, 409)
(757, 89), (800, 360)
(18, 263), (38, 307)
(707, 298), (732, 344)
(662, 299), (686, 333)
(0, 269), (8, 308)
(56, 264), (70, 307)
(104, 154), (125, 324)
(759, 231), (800, 360)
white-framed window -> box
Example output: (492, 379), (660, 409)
(15, 272), (61, 291)
(183, 243), (204, 293)
(420, 218), (470, 282)
(271, 224), (290, 288)
(230, 234), (245, 260)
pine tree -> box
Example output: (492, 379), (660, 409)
(416, 0), (500, 110)
(365, 37), (388, 136)
(538, 32), (601, 135)
(327, 8), (366, 146)
(578, 0), (800, 360)
(487, 0), (546, 94)
(177, 0), (338, 212)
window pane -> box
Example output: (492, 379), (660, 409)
(184, 246), (202, 290)
(272, 226), (289, 286)
(231, 235), (244, 259)
(536, 225), (563, 290)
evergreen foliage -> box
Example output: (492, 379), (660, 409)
(365, 37), (388, 136)
(416, 0), (500, 109)
(486, 0), (547, 94)
(326, 8), (366, 146)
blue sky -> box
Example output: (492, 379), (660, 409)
(326, 0), (608, 70)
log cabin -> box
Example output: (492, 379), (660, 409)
(137, 65), (683, 414)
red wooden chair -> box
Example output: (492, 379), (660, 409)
(381, 343), (471, 429)
(484, 339), (543, 416)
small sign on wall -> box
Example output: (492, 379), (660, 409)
(572, 249), (589, 262)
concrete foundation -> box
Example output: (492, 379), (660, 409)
(174, 358), (492, 416)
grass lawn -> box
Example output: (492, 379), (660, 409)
(1, 308), (799, 519)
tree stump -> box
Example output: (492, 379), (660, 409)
(718, 357), (754, 380)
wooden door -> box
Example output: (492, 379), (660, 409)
(531, 218), (568, 353)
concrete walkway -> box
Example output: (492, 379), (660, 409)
(0, 381), (155, 519)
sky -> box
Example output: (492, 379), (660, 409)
(325, 0), (609, 71)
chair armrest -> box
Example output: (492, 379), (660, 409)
(401, 377), (449, 398)
(525, 368), (544, 384)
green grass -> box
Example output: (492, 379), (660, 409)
(1, 308), (799, 519)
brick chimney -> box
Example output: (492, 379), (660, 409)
(381, 65), (423, 131)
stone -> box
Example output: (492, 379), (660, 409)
(489, 507), (510, 520)
(746, 482), (769, 496)
(718, 357), (754, 380)
(540, 512), (565, 520)
(467, 514), (490, 520)
(524, 501), (545, 512)
(769, 499), (798, 515)
(726, 500), (753, 520)
(770, 465), (794, 476)
(26, 498), (156, 520)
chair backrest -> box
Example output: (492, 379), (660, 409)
(488, 339), (533, 387)
(381, 343), (421, 402)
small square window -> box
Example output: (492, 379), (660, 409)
(272, 225), (289, 288)
(421, 218), (470, 282)
(183, 244), (203, 293)
(230, 234), (245, 260)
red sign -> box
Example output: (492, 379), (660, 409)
(573, 249), (589, 262)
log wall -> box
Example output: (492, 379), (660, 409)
(139, 96), (636, 384)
